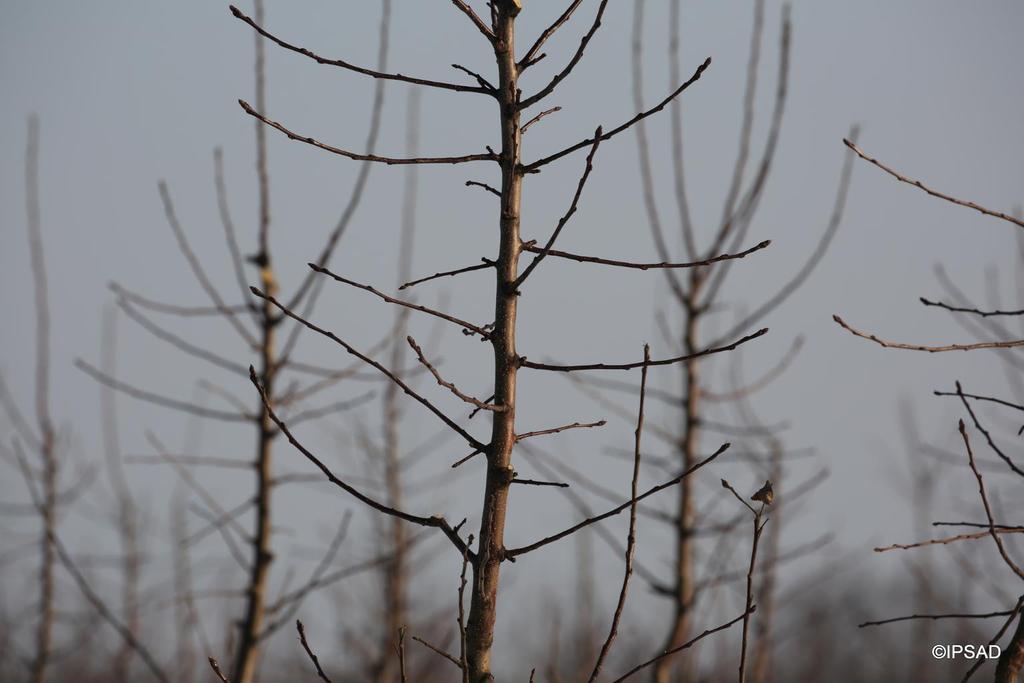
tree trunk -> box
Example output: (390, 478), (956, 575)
(653, 309), (700, 683)
(232, 301), (276, 683)
(996, 613), (1024, 683)
(465, 5), (522, 680)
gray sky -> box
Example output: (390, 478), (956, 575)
(2, 0), (1023, 675)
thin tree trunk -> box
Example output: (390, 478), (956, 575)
(374, 87), (419, 683)
(26, 113), (56, 683)
(30, 428), (55, 683)
(465, 5), (522, 680)
(233, 1), (277, 677)
(996, 614), (1024, 683)
(653, 307), (700, 683)
(101, 307), (141, 683)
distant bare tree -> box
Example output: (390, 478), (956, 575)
(1, 117), (170, 683)
(74, 2), (394, 681)
(594, 2), (858, 679)
(836, 139), (1024, 682)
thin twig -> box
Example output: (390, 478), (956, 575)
(309, 264), (491, 338)
(843, 138), (1024, 229)
(515, 420), (605, 441)
(412, 635), (462, 669)
(515, 129), (602, 289)
(239, 100), (494, 166)
(520, 328), (767, 372)
(860, 607), (1018, 628)
(959, 420), (1024, 580)
(450, 1), (496, 41)
(526, 57), (711, 170)
(407, 336), (502, 412)
(251, 289), (484, 450)
(465, 180), (501, 197)
(249, 367), (473, 558)
(588, 345), (649, 682)
(506, 443), (730, 558)
(521, 239), (771, 271)
(521, 106), (562, 134)
(296, 620), (332, 683)
(400, 260), (494, 291)
(520, 0), (610, 109)
(230, 5), (492, 95)
(612, 608), (753, 682)
(921, 297), (1024, 318)
(833, 315), (1024, 352)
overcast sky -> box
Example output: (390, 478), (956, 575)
(2, 0), (1023, 674)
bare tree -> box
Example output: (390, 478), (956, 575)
(98, 307), (143, 683)
(836, 139), (1024, 681)
(614, 2), (857, 679)
(231, 2), (781, 679)
(24, 112), (58, 683)
(1, 116), (171, 683)
(72, 2), (394, 681)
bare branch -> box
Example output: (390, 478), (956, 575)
(521, 106), (562, 134)
(310, 264), (491, 338)
(230, 5), (493, 95)
(921, 297), (1024, 318)
(526, 57), (711, 170)
(239, 100), (494, 166)
(948, 382), (1024, 476)
(521, 238), (771, 271)
(400, 259), (494, 291)
(280, 0), (393, 317)
(108, 282), (250, 317)
(157, 181), (257, 347)
(934, 389), (1024, 413)
(833, 315), (1024, 353)
(506, 442), (729, 558)
(249, 366), (474, 558)
(516, 130), (603, 288)
(12, 445), (170, 683)
(75, 359), (252, 422)
(251, 289), (485, 450)
(959, 419), (1024, 580)
(844, 138), (1024, 229)
(465, 180), (501, 197)
(708, 126), (857, 343)
(874, 530), (1021, 553)
(209, 658), (230, 683)
(515, 420), (605, 441)
(963, 595), (1024, 682)
(412, 635), (462, 669)
(702, 334), (802, 402)
(520, 327), (767, 372)
(116, 297), (248, 376)
(511, 478), (569, 488)
(296, 620), (333, 683)
(860, 607), (1018, 628)
(519, 1), (582, 69)
(451, 63), (496, 91)
(407, 336), (502, 412)
(519, 0), (610, 109)
(449, 1), (497, 42)
(213, 148), (257, 317)
(588, 345), (649, 682)
(612, 608), (753, 682)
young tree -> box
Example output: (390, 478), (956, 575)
(75, 2), (394, 681)
(232, 2), (776, 679)
(1, 117), (171, 683)
(623, 2), (855, 678)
